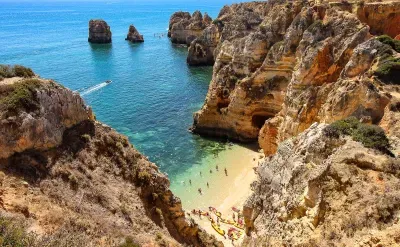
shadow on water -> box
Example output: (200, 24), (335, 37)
(89, 43), (113, 54)
(187, 65), (213, 78)
(170, 43), (189, 53)
(127, 41), (144, 50)
(191, 132), (260, 156)
(89, 43), (114, 82)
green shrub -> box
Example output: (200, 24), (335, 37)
(0, 216), (36, 247)
(212, 19), (224, 27)
(155, 208), (162, 217)
(374, 56), (400, 85)
(353, 124), (390, 151)
(308, 20), (323, 34)
(81, 134), (91, 142)
(377, 35), (400, 53)
(13, 66), (35, 78)
(155, 232), (163, 241)
(324, 116), (360, 138)
(137, 170), (151, 184)
(119, 237), (140, 247)
(324, 117), (391, 153)
(0, 65), (13, 79)
(0, 65), (35, 80)
(0, 79), (42, 115)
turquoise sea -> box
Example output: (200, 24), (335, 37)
(0, 1), (246, 194)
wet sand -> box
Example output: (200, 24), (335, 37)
(170, 144), (262, 246)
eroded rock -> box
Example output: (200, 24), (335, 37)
(126, 25), (144, 43)
(168, 11), (212, 45)
(88, 19), (112, 44)
(190, 0), (400, 157)
(0, 78), (93, 159)
(244, 123), (400, 246)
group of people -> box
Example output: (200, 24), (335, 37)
(190, 207), (244, 245)
(192, 165), (229, 195)
(154, 33), (167, 38)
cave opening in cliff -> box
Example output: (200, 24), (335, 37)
(252, 113), (272, 129)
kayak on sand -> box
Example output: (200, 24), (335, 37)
(211, 222), (225, 236)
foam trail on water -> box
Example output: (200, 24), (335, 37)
(80, 82), (108, 96)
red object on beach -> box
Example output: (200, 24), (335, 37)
(232, 207), (240, 213)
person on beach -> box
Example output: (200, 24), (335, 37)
(198, 188), (202, 195)
(233, 213), (236, 222)
(216, 165), (219, 171)
(224, 168), (228, 176)
(210, 169), (212, 174)
(207, 182), (209, 188)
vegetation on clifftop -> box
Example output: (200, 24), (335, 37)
(324, 117), (391, 154)
(374, 36), (400, 85)
(377, 35), (400, 53)
(374, 56), (400, 85)
(0, 65), (35, 81)
(0, 79), (43, 115)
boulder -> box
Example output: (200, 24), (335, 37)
(125, 25), (144, 43)
(88, 19), (112, 44)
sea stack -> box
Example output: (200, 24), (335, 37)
(88, 19), (112, 44)
(125, 25), (144, 43)
(168, 11), (212, 45)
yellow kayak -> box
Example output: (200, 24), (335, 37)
(234, 222), (244, 230)
(209, 207), (222, 218)
(221, 218), (235, 225)
(211, 222), (225, 236)
(229, 232), (239, 240)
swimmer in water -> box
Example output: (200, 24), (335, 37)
(210, 169), (212, 174)
(216, 165), (219, 171)
(189, 179), (192, 185)
(207, 182), (209, 188)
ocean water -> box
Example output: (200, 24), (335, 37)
(0, 1), (254, 208)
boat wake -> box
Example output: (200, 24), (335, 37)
(80, 82), (109, 96)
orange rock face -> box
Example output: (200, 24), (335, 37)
(355, 1), (400, 38)
(192, 0), (400, 156)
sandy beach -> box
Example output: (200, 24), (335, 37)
(170, 144), (262, 246)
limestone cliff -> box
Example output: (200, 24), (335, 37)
(0, 72), (222, 247)
(88, 19), (112, 44)
(168, 11), (212, 45)
(126, 25), (144, 43)
(191, 0), (400, 155)
(243, 123), (400, 246)
(187, 2), (269, 66)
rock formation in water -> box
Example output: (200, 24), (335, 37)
(126, 25), (144, 43)
(191, 0), (400, 153)
(243, 123), (400, 246)
(168, 11), (213, 45)
(0, 71), (222, 247)
(186, 2), (268, 66)
(88, 19), (112, 44)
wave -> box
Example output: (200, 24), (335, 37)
(80, 82), (109, 96)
